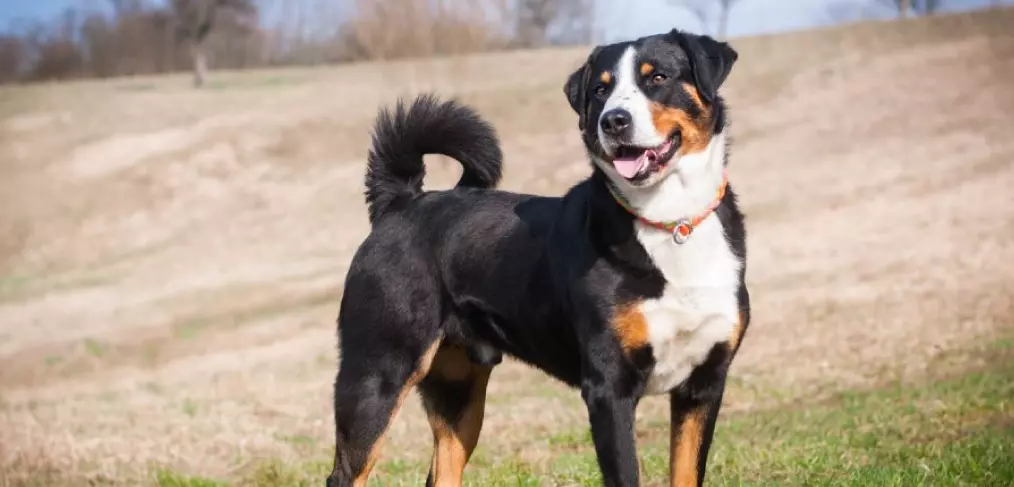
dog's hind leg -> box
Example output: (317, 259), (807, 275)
(418, 344), (493, 487)
(327, 337), (441, 487)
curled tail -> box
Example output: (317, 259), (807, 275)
(364, 93), (503, 225)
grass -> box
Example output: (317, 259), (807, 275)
(152, 350), (1013, 487)
(687, 360), (1014, 486)
(155, 469), (230, 487)
(181, 398), (199, 417)
(0, 271), (115, 304)
(82, 338), (105, 358)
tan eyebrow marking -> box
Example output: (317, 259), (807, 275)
(640, 63), (655, 76)
(599, 71), (612, 84)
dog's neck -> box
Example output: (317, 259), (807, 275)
(609, 132), (728, 225)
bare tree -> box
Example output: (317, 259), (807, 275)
(552, 0), (595, 45)
(714, 0), (742, 39)
(0, 36), (26, 83)
(80, 13), (116, 77)
(915, 0), (942, 14)
(824, 0), (867, 24)
(4, 0), (592, 84)
(516, 0), (556, 47)
(882, 0), (944, 18)
(884, 0), (913, 18)
(335, 0), (516, 61)
(673, 0), (743, 40)
(515, 0), (593, 48)
(107, 0), (146, 17)
(170, 0), (256, 87)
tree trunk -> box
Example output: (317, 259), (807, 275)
(717, 5), (729, 40)
(899, 0), (911, 18)
(191, 40), (207, 88)
(915, 0), (940, 14)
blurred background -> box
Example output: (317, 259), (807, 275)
(1, 1), (1012, 486)
(0, 0), (1010, 83)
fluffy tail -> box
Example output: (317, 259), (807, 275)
(364, 93), (503, 225)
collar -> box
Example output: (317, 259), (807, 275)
(606, 170), (728, 245)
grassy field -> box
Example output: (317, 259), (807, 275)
(2, 7), (1014, 487)
(156, 341), (1014, 486)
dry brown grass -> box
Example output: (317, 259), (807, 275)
(1, 8), (1013, 485)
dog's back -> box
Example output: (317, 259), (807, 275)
(351, 93), (569, 361)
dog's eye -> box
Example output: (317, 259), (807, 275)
(650, 73), (667, 85)
(593, 84), (608, 97)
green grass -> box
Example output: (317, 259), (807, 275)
(0, 269), (117, 304)
(181, 398), (199, 417)
(656, 356), (1014, 487)
(155, 469), (230, 487)
(152, 352), (1014, 487)
(83, 338), (106, 358)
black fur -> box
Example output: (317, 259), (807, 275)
(670, 30), (738, 105)
(364, 93), (502, 224)
(328, 30), (750, 487)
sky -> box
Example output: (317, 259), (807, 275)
(0, 0), (1009, 40)
(596, 0), (1009, 40)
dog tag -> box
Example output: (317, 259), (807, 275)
(672, 219), (692, 245)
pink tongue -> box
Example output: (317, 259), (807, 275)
(613, 150), (655, 179)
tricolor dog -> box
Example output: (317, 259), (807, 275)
(327, 29), (749, 487)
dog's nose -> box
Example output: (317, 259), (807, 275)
(600, 109), (632, 136)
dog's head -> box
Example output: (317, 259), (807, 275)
(564, 30), (737, 188)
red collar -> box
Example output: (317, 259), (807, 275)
(607, 170), (728, 245)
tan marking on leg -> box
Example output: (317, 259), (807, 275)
(350, 340), (441, 487)
(426, 347), (492, 487)
(729, 312), (745, 351)
(640, 62), (655, 76)
(612, 303), (649, 353)
(600, 71), (612, 84)
(427, 344), (473, 382)
(670, 405), (707, 487)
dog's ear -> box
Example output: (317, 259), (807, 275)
(563, 47), (601, 131)
(563, 64), (588, 130)
(669, 30), (738, 105)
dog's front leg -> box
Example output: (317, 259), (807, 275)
(668, 343), (734, 487)
(580, 339), (641, 487)
(668, 395), (721, 487)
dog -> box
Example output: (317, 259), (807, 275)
(326, 29), (749, 487)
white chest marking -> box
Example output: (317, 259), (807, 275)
(637, 216), (741, 396)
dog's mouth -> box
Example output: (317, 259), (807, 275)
(609, 132), (681, 183)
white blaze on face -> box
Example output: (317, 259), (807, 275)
(597, 46), (666, 153)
